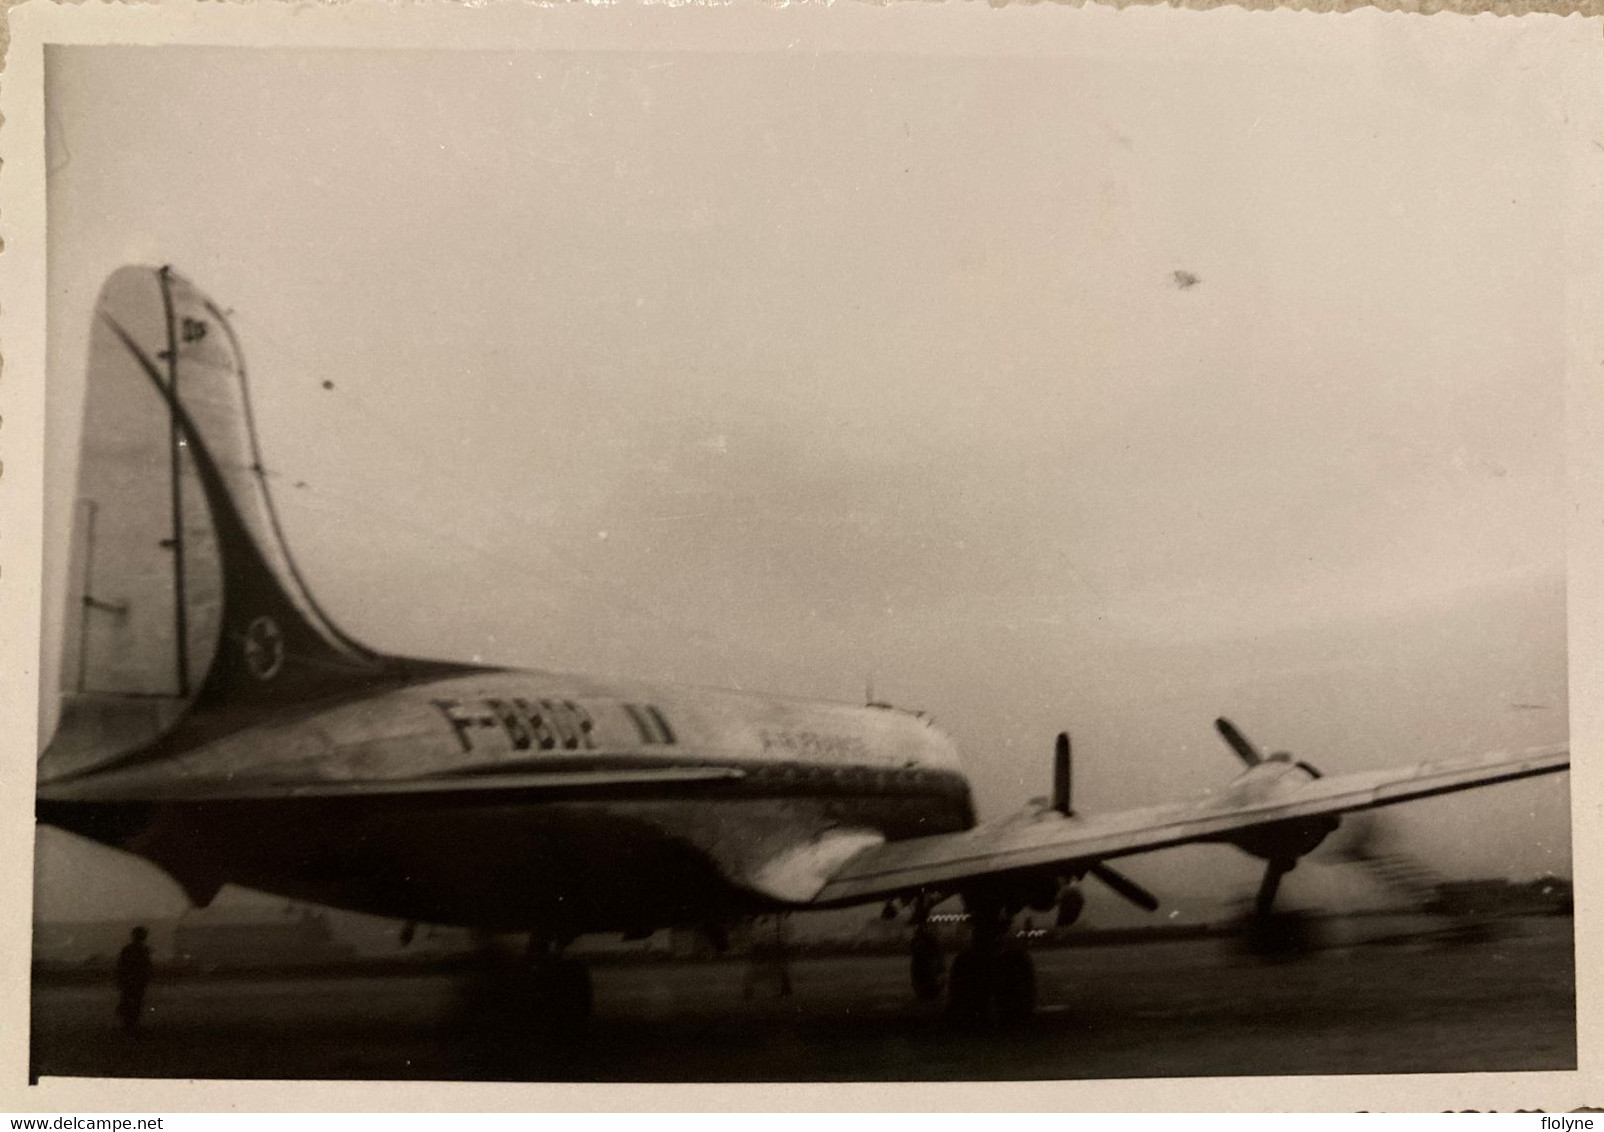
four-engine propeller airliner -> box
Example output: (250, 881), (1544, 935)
(36, 265), (1571, 1025)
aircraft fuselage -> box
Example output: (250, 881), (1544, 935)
(41, 669), (976, 933)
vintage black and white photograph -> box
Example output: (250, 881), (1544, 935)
(14, 3), (1589, 1097)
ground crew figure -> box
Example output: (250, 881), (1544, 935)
(114, 926), (153, 1031)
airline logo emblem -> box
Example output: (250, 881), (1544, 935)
(242, 616), (285, 681)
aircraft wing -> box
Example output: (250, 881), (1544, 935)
(811, 742), (1567, 906)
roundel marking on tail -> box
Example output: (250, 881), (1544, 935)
(242, 615), (285, 681)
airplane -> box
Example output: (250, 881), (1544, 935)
(35, 265), (1571, 1027)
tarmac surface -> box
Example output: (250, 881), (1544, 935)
(31, 917), (1574, 1083)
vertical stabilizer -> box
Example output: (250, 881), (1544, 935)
(44, 266), (395, 778)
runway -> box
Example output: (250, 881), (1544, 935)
(31, 917), (1574, 1083)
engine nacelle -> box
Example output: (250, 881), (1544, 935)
(1055, 885), (1086, 928)
(1227, 813), (1339, 863)
(1016, 875), (1085, 924)
(1021, 874), (1062, 914)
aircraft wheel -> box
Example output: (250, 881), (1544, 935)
(994, 948), (1037, 1024)
(945, 949), (991, 1023)
(910, 931), (946, 1001)
(542, 959), (593, 1025)
(945, 947), (1036, 1024)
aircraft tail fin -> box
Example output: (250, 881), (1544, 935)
(45, 266), (392, 776)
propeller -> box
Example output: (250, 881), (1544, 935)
(1215, 717), (1264, 767)
(1322, 807), (1389, 866)
(1089, 862), (1161, 912)
(1052, 732), (1072, 815)
(1317, 809), (1445, 912)
(1051, 731), (1162, 914)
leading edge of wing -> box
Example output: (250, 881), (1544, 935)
(811, 742), (1568, 906)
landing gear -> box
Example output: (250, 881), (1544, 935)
(528, 956), (593, 1023)
(946, 894), (1036, 1024)
(451, 934), (592, 1077)
(909, 922), (945, 1001)
(947, 943), (1037, 1024)
(994, 948), (1036, 1023)
(946, 947), (987, 1021)
(521, 936), (593, 1027)
(458, 933), (594, 1038)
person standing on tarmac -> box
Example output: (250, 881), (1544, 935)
(114, 926), (153, 1032)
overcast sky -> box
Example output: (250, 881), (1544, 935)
(37, 27), (1571, 923)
